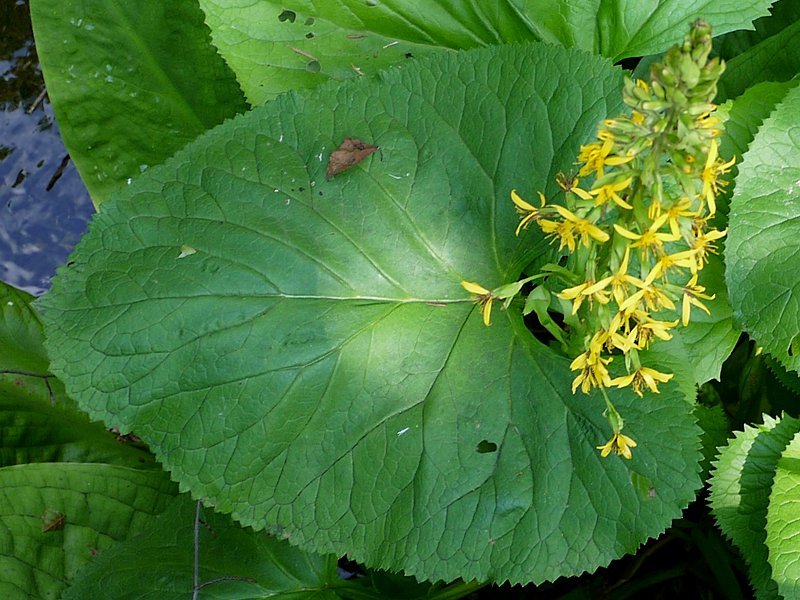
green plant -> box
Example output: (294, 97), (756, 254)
(2, 0), (799, 597)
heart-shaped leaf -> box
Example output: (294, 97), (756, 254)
(41, 43), (702, 584)
(0, 282), (156, 467)
(200, 0), (775, 104)
(0, 463), (176, 599)
(726, 83), (800, 373)
(63, 495), (341, 600)
(30, 0), (248, 205)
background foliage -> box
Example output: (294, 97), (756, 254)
(7, 0), (799, 597)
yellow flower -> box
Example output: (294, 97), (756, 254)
(619, 269), (676, 313)
(630, 311), (678, 348)
(613, 213), (680, 260)
(558, 280), (610, 315)
(576, 177), (634, 210)
(582, 247), (644, 307)
(607, 323), (639, 353)
(510, 189), (546, 236)
(597, 431), (637, 459)
(553, 205), (610, 248)
(700, 139), (735, 216)
(610, 366), (674, 396)
(691, 225), (727, 267)
(577, 136), (635, 178)
(539, 218), (577, 253)
(570, 332), (612, 393)
(681, 273), (715, 326)
(696, 111), (722, 132)
(664, 196), (698, 236)
(649, 249), (699, 280)
(461, 280), (495, 326)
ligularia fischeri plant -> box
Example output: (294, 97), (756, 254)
(462, 20), (734, 459)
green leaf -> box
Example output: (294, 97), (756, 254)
(40, 44), (702, 584)
(725, 83), (800, 374)
(715, 0), (800, 61)
(586, 0), (775, 61)
(694, 402), (729, 478)
(0, 281), (157, 468)
(30, 0), (248, 206)
(719, 80), (799, 160)
(716, 16), (800, 103)
(709, 415), (800, 599)
(0, 463), (177, 600)
(199, 0), (445, 106)
(63, 494), (341, 600)
(766, 430), (800, 599)
(670, 254), (740, 384)
(0, 281), (49, 375)
(199, 0), (774, 104)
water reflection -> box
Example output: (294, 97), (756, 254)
(1, 0), (94, 295)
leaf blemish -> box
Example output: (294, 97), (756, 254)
(177, 245), (196, 259)
(476, 440), (498, 454)
(397, 427), (410, 436)
(326, 137), (380, 179)
(277, 9), (296, 23)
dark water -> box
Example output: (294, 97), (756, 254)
(1, 0), (94, 295)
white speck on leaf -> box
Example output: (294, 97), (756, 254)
(177, 245), (197, 259)
(397, 427), (410, 436)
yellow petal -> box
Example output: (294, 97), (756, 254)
(510, 189), (536, 211)
(461, 280), (490, 295)
(481, 297), (494, 326)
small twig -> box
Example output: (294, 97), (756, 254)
(291, 47), (318, 62)
(46, 155), (71, 191)
(192, 501), (202, 600)
(0, 369), (56, 405)
(27, 88), (47, 114)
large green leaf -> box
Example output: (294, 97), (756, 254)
(725, 83), (800, 374)
(714, 80), (799, 219)
(766, 429), (800, 599)
(0, 281), (50, 375)
(716, 15), (800, 103)
(719, 81), (799, 160)
(30, 0), (248, 206)
(709, 415), (800, 599)
(63, 494), (341, 600)
(40, 44), (702, 584)
(0, 463), (176, 600)
(714, 0), (800, 61)
(670, 254), (740, 384)
(0, 282), (156, 467)
(200, 0), (774, 105)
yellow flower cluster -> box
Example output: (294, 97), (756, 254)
(462, 21), (735, 459)
(511, 22), (732, 406)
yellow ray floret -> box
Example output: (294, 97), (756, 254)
(597, 431), (637, 459)
(460, 280), (494, 326)
(610, 366), (674, 396)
